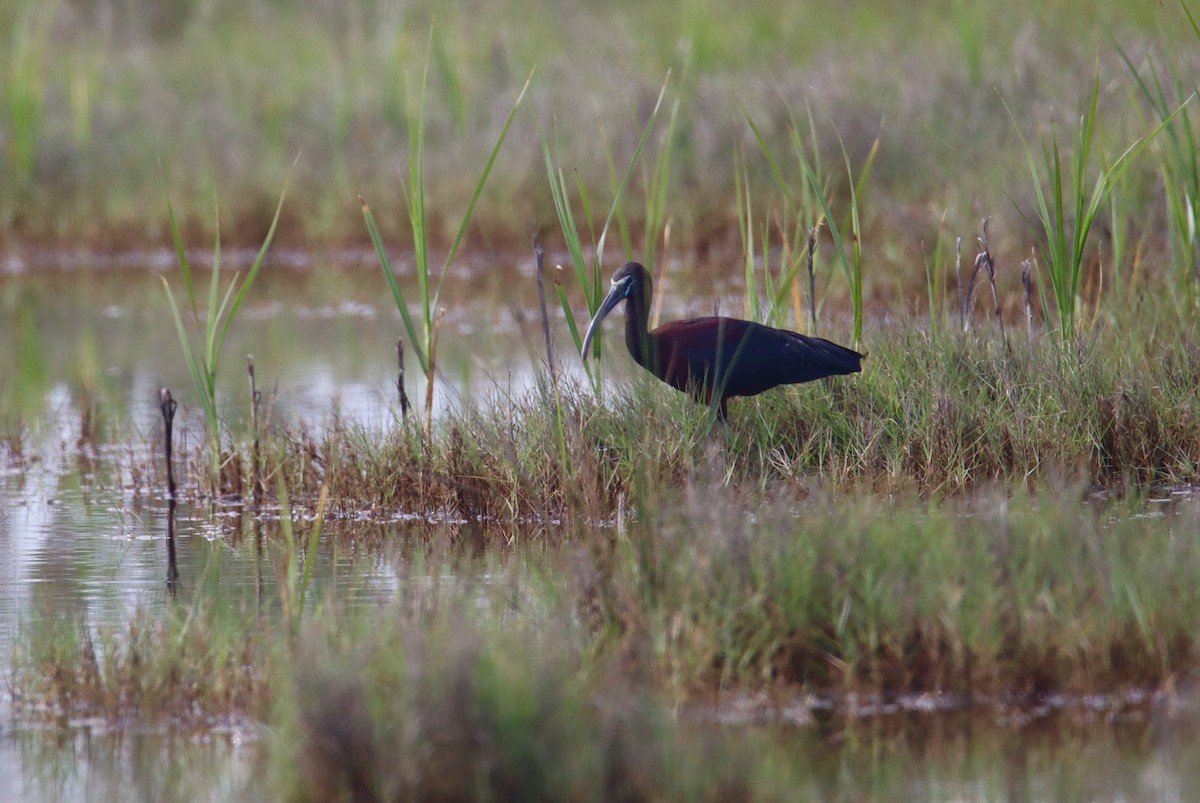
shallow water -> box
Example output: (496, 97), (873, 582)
(4, 257), (1200, 800)
(0, 430), (518, 800)
(3, 251), (558, 431)
(2, 249), (756, 433)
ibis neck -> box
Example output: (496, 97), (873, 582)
(624, 289), (657, 370)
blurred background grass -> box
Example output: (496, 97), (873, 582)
(0, 0), (1194, 268)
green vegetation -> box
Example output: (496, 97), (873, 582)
(542, 74), (673, 370)
(361, 46), (530, 429)
(160, 181), (289, 459)
(744, 106), (879, 343)
(12, 486), (1200, 799)
(1121, 41), (1200, 305)
(8, 0), (1200, 797)
(1005, 69), (1181, 344)
(0, 0), (1192, 265)
(136, 298), (1195, 516)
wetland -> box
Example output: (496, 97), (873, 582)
(6, 0), (1200, 799)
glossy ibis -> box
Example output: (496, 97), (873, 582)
(580, 262), (864, 419)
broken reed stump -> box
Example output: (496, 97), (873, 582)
(159, 388), (178, 499)
(955, 236), (966, 331)
(396, 338), (411, 422)
(159, 387), (180, 592)
(533, 231), (557, 379)
(959, 218), (1008, 348)
(248, 355), (264, 504)
(1021, 257), (1035, 342)
(973, 219), (1009, 347)
(806, 226), (818, 335)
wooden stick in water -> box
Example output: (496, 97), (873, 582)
(396, 338), (411, 422)
(159, 387), (178, 499)
(533, 231), (556, 379)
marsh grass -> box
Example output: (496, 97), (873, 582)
(160, 178), (290, 467)
(273, 602), (771, 802)
(3, 0), (1195, 263)
(1121, 43), (1200, 304)
(12, 596), (273, 725)
(13, 481), (1200, 799)
(617, 482), (1200, 696)
(136, 299), (1197, 521)
(360, 44), (530, 434)
(1004, 70), (1183, 344)
(744, 107), (879, 344)
(541, 77), (674, 387)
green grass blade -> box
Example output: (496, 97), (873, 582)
(434, 70), (533, 307)
(742, 107), (795, 206)
(735, 148), (761, 322)
(206, 195), (222, 364)
(211, 272), (241, 365)
(642, 95), (680, 279)
(601, 121), (635, 262)
(539, 131), (591, 354)
(361, 197), (429, 374)
(557, 168), (591, 297)
(159, 276), (217, 429)
(554, 283), (584, 351)
(595, 72), (670, 272)
(1181, 0), (1200, 40)
(164, 195), (197, 316)
(408, 39), (431, 343)
(214, 170), (292, 366)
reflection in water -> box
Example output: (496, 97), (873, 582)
(0, 432), (511, 799)
(750, 702), (1200, 800)
(0, 726), (266, 803)
(160, 388), (181, 595)
(166, 500), (179, 596)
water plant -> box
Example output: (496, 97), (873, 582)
(1119, 44), (1200, 306)
(540, 74), (671, 380)
(744, 107), (879, 347)
(360, 42), (530, 434)
(1004, 70), (1181, 344)
(159, 177), (290, 466)
(1, 0), (53, 195)
(276, 477), (330, 626)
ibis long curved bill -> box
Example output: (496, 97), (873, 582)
(578, 261), (864, 420)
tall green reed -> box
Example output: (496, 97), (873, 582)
(1004, 70), (1178, 344)
(160, 177), (290, 468)
(745, 107), (879, 346)
(540, 74), (672, 383)
(612, 90), (682, 329)
(1119, 44), (1200, 305)
(2, 0), (54, 193)
(361, 44), (530, 436)
(923, 214), (952, 336)
(733, 146), (809, 330)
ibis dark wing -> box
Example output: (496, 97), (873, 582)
(653, 317), (862, 399)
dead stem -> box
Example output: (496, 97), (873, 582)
(396, 338), (411, 423)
